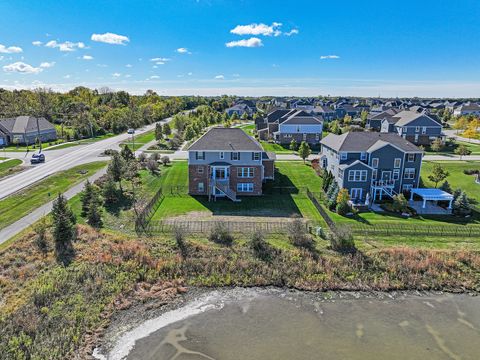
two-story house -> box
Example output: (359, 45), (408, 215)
(188, 127), (275, 201)
(320, 132), (423, 203)
(453, 103), (480, 116)
(380, 110), (444, 146)
(366, 108), (401, 131)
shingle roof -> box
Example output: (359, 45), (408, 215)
(188, 127), (264, 151)
(281, 115), (323, 125)
(266, 109), (292, 123)
(391, 110), (440, 127)
(320, 132), (421, 153)
(0, 116), (56, 134)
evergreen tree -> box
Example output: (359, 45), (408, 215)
(155, 122), (163, 140)
(163, 123), (171, 136)
(107, 151), (126, 191)
(428, 163), (449, 188)
(121, 144), (135, 162)
(87, 189), (103, 228)
(103, 177), (118, 205)
(453, 191), (471, 216)
(80, 180), (94, 217)
(298, 141), (311, 164)
(51, 194), (76, 265)
(439, 180), (452, 194)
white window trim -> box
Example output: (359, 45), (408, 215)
(372, 158), (379, 168)
(394, 158), (401, 168)
(393, 169), (400, 180)
(348, 169), (368, 182)
(237, 167), (254, 178)
(407, 154), (415, 162)
(340, 152), (348, 160)
(237, 183), (254, 192)
(404, 168), (416, 180)
(219, 152), (224, 160)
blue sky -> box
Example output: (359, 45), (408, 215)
(1, 0), (480, 97)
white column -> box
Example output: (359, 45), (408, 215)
(422, 198), (427, 209)
(410, 191), (414, 201)
(448, 199), (453, 209)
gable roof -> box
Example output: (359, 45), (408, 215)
(188, 127), (264, 152)
(0, 116), (56, 134)
(266, 109), (293, 123)
(281, 114), (323, 125)
(390, 110), (441, 127)
(320, 132), (421, 153)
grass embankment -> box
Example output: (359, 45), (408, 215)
(0, 162), (107, 231)
(0, 159), (23, 179)
(150, 161), (326, 225)
(0, 226), (479, 359)
(120, 130), (155, 151)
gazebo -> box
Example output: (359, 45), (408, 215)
(409, 188), (454, 212)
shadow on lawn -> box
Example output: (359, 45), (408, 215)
(104, 191), (133, 216)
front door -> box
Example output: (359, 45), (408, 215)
(381, 171), (392, 181)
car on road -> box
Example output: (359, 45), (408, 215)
(127, 128), (135, 134)
(30, 153), (45, 164)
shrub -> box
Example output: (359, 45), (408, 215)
(33, 217), (50, 254)
(250, 230), (273, 261)
(392, 193), (409, 213)
(160, 156), (171, 166)
(329, 227), (355, 253)
(453, 191), (471, 216)
(173, 225), (188, 259)
(287, 218), (315, 251)
(137, 152), (147, 164)
(209, 223), (234, 246)
(336, 188), (351, 216)
(149, 152), (161, 162)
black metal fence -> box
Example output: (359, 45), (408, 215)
(135, 188), (164, 234)
(348, 223), (480, 238)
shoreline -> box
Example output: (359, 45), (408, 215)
(91, 286), (479, 359)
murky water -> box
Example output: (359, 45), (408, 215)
(104, 289), (480, 360)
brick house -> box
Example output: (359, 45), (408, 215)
(188, 127), (275, 201)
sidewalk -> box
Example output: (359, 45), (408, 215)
(0, 168), (107, 246)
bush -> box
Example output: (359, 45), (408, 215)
(250, 230), (273, 261)
(392, 193), (409, 213)
(336, 188), (351, 216)
(160, 156), (171, 166)
(209, 223), (234, 246)
(173, 226), (188, 259)
(146, 159), (160, 175)
(463, 169), (480, 175)
(329, 227), (355, 253)
(287, 218), (315, 251)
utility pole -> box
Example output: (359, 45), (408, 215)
(36, 117), (42, 153)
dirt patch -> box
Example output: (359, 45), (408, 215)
(165, 211), (300, 223)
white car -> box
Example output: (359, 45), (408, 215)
(127, 128), (135, 134)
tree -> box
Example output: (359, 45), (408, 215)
(392, 194), (408, 213)
(121, 144), (135, 162)
(343, 115), (352, 125)
(80, 180), (95, 217)
(289, 138), (297, 151)
(439, 180), (452, 194)
(155, 122), (163, 140)
(452, 116), (469, 134)
(51, 194), (76, 265)
(335, 188), (351, 215)
(160, 156), (171, 166)
(146, 159), (160, 175)
(360, 110), (368, 127)
(453, 191), (471, 216)
(103, 177), (118, 205)
(454, 144), (472, 160)
(184, 125), (196, 140)
(430, 138), (443, 153)
(87, 193), (103, 228)
(33, 217), (49, 254)
(428, 163), (449, 188)
(463, 119), (479, 142)
(162, 123), (171, 136)
(298, 141), (311, 164)
(107, 151), (126, 191)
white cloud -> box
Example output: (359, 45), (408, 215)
(0, 44), (23, 54)
(91, 32), (130, 45)
(82, 55), (94, 60)
(125, 64), (132, 68)
(320, 55), (340, 59)
(63, 74), (71, 79)
(226, 37), (263, 48)
(285, 29), (299, 36)
(230, 22), (282, 36)
(214, 75), (225, 79)
(40, 62), (55, 68)
(187, 72), (193, 76)
(45, 40), (85, 52)
(149, 75), (160, 80)
(176, 48), (190, 54)
(32, 41), (43, 46)
(150, 57), (170, 62)
(3, 62), (42, 74)
(112, 73), (121, 77)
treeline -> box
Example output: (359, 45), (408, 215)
(0, 87), (234, 139)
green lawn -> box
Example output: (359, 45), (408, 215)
(260, 141), (294, 154)
(120, 130), (155, 151)
(0, 162), (107, 231)
(149, 160), (326, 225)
(238, 123), (255, 136)
(45, 133), (115, 151)
(0, 159), (23, 179)
(424, 141), (480, 155)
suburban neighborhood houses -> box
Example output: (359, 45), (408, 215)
(0, 116), (57, 146)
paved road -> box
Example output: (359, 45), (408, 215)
(444, 129), (480, 144)
(0, 115), (174, 200)
(0, 168), (107, 245)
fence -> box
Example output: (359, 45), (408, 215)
(348, 224), (480, 238)
(144, 219), (311, 234)
(306, 189), (336, 231)
(135, 188), (164, 234)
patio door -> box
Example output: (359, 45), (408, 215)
(350, 188), (363, 201)
(213, 167), (229, 180)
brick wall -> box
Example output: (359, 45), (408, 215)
(188, 164), (209, 195)
(230, 165), (263, 196)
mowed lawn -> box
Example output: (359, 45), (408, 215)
(149, 160), (325, 224)
(121, 130), (155, 151)
(0, 159), (23, 179)
(424, 141), (480, 155)
(0, 162), (107, 230)
(329, 160), (480, 226)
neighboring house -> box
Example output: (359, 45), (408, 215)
(0, 129), (7, 146)
(225, 103), (254, 117)
(188, 127), (276, 201)
(0, 116), (57, 145)
(291, 99), (315, 112)
(320, 132), (423, 203)
(380, 110), (444, 145)
(366, 108), (401, 131)
(256, 109), (323, 145)
(453, 103), (480, 116)
(313, 105), (336, 121)
(335, 104), (362, 119)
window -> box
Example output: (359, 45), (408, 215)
(360, 152), (367, 161)
(340, 152), (348, 160)
(219, 152), (224, 160)
(348, 170), (367, 182)
(372, 169), (378, 180)
(372, 158), (379, 168)
(237, 167), (254, 178)
(195, 151), (205, 160)
(415, 126), (420, 133)
(394, 158), (401, 168)
(404, 168), (416, 179)
(237, 183), (254, 192)
(252, 152), (261, 161)
(422, 126), (427, 134)
(414, 134), (419, 143)
(407, 153), (415, 162)
(315, 133), (320, 141)
(198, 182), (204, 192)
(197, 166), (204, 174)
(338, 169), (344, 179)
(393, 169), (400, 180)
(402, 184), (413, 191)
(303, 133), (307, 140)
(231, 152), (240, 161)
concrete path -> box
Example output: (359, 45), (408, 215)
(444, 129), (480, 144)
(0, 167), (107, 245)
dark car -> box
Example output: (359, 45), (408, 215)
(30, 153), (45, 164)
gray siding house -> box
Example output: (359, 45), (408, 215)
(188, 127), (275, 201)
(0, 116), (57, 145)
(320, 132), (423, 203)
(380, 110), (444, 146)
